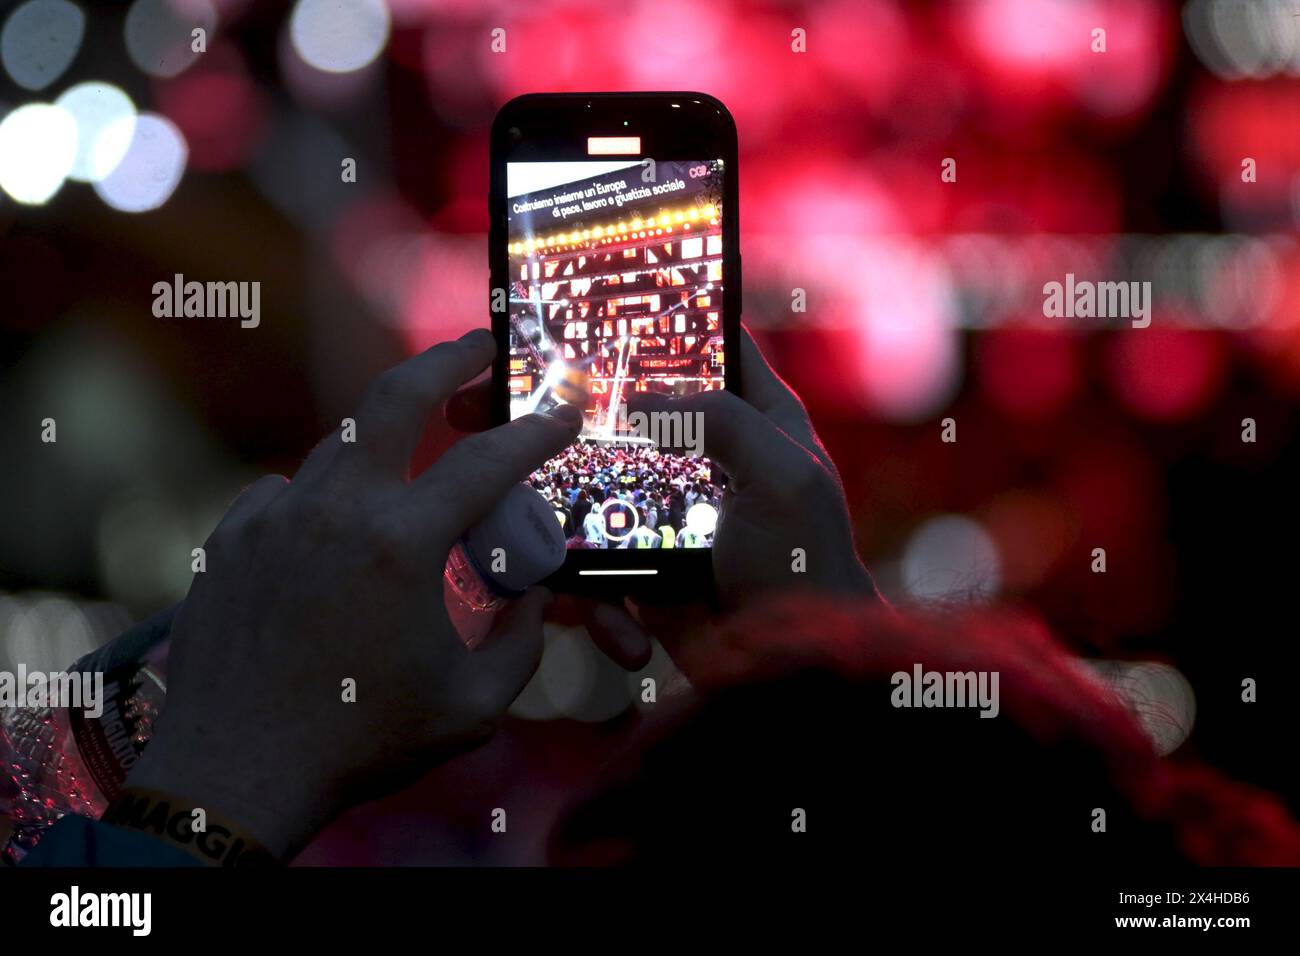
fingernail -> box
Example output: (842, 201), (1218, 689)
(460, 328), (494, 345)
(545, 403), (583, 430)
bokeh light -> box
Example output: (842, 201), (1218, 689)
(980, 490), (1075, 592)
(0, 0), (84, 91)
(92, 113), (188, 213)
(958, 0), (1171, 119)
(901, 514), (1002, 603)
(852, 243), (962, 422)
(1106, 325), (1228, 423)
(54, 82), (138, 183)
(1079, 660), (1197, 756)
(965, 0), (1090, 74)
(0, 591), (133, 677)
(685, 502), (718, 537)
(289, 0), (390, 74)
(977, 327), (1081, 421)
(155, 47), (267, 172)
(3, 594), (94, 673)
(0, 103), (78, 205)
(1183, 0), (1300, 80)
(124, 0), (217, 79)
(95, 495), (196, 606)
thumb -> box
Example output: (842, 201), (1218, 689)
(417, 406), (584, 538)
(631, 389), (810, 494)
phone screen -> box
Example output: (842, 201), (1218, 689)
(505, 158), (726, 552)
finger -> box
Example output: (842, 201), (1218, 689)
(670, 389), (821, 494)
(445, 381), (493, 433)
(410, 378), (492, 479)
(546, 593), (591, 628)
(736, 324), (802, 415)
(414, 404), (583, 539)
(581, 599), (653, 671)
(411, 379), (493, 479)
(635, 598), (780, 692)
(290, 426), (343, 484)
(622, 388), (810, 489)
(464, 585), (552, 713)
(349, 329), (497, 475)
(632, 599), (720, 683)
(214, 474), (289, 530)
(737, 326), (833, 471)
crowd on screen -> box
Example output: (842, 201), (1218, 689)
(528, 440), (721, 549)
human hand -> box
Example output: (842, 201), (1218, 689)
(626, 325), (878, 682)
(125, 329), (584, 859)
(445, 325), (877, 685)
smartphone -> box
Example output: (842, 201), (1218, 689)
(489, 92), (741, 599)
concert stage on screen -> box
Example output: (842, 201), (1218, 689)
(506, 160), (726, 550)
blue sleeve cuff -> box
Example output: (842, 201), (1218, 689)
(19, 815), (205, 868)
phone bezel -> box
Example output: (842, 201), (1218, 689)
(489, 92), (741, 600)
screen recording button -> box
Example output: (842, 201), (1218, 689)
(593, 499), (639, 542)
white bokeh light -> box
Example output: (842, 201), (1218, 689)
(93, 113), (188, 213)
(1183, 0), (1300, 79)
(96, 495), (195, 605)
(4, 594), (94, 673)
(0, 0), (84, 91)
(289, 0), (390, 74)
(0, 103), (78, 205)
(1078, 660), (1197, 757)
(124, 0), (217, 79)
(55, 82), (138, 183)
(901, 514), (1002, 603)
(685, 502), (719, 537)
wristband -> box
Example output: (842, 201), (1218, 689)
(100, 787), (278, 867)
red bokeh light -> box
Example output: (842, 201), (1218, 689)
(954, 0), (1172, 123)
(977, 326), (1081, 420)
(155, 46), (267, 173)
(981, 488), (1076, 592)
(1106, 325), (1228, 423)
